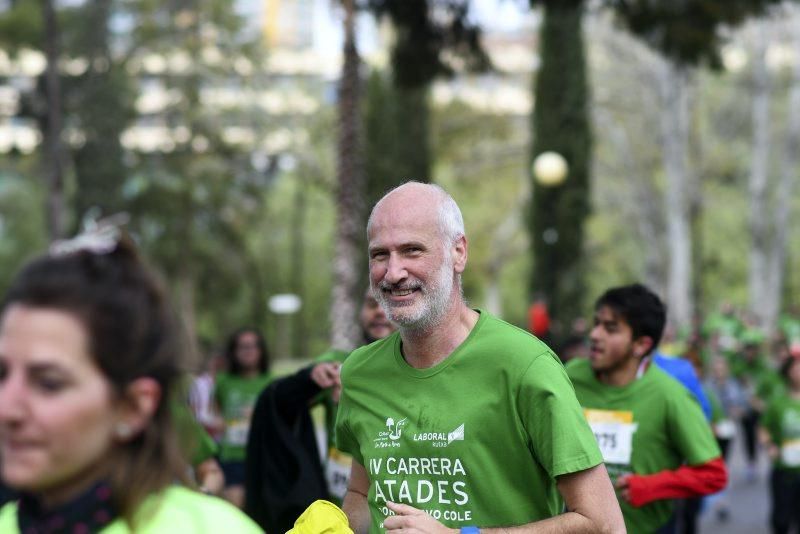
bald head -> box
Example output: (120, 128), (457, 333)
(367, 181), (465, 248)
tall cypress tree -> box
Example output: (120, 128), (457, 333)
(363, 70), (430, 209)
(529, 0), (590, 332)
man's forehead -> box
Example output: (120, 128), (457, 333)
(369, 208), (437, 240)
(595, 305), (621, 322)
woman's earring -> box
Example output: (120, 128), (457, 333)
(115, 423), (132, 439)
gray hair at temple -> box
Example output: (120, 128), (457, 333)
(367, 181), (466, 250)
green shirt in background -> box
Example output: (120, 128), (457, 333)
(567, 358), (721, 534)
(214, 372), (273, 462)
(779, 315), (800, 345)
(314, 348), (351, 503)
(762, 394), (800, 472)
(172, 399), (219, 467)
(703, 385), (724, 425)
(336, 311), (603, 532)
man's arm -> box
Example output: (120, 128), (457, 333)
(383, 464), (625, 534)
(615, 457), (727, 507)
(342, 460), (371, 534)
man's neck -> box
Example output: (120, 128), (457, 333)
(596, 356), (644, 387)
(400, 303), (479, 369)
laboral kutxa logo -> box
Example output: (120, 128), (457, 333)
(413, 423), (465, 448)
(374, 417), (407, 448)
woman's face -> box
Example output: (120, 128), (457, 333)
(0, 305), (120, 505)
(235, 331), (262, 372)
(789, 358), (800, 388)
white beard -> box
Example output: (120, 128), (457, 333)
(373, 254), (454, 331)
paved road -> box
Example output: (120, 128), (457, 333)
(698, 433), (771, 534)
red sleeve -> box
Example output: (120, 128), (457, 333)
(625, 457), (728, 508)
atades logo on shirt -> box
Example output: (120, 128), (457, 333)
(374, 417), (407, 448)
(413, 423), (465, 448)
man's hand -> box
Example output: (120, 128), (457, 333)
(310, 362), (342, 400)
(383, 502), (457, 533)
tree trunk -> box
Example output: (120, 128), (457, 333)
(597, 107), (665, 293)
(330, 0), (364, 351)
(42, 0), (66, 239)
(658, 60), (693, 331)
(748, 24), (771, 331)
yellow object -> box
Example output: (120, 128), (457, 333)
(286, 500), (354, 534)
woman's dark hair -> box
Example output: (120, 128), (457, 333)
(0, 236), (188, 525)
(223, 327), (270, 376)
(595, 283), (667, 357)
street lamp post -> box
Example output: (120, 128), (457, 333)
(268, 293), (302, 360)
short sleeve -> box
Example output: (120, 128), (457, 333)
(334, 370), (364, 466)
(517, 352), (603, 478)
(761, 400), (780, 440)
(666, 386), (721, 465)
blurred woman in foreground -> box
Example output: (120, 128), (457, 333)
(0, 220), (261, 532)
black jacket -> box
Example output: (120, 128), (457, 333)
(244, 366), (329, 533)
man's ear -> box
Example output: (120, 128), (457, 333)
(452, 235), (468, 274)
(114, 377), (161, 442)
(632, 336), (654, 359)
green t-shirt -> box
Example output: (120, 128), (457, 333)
(702, 313), (743, 355)
(703, 385), (724, 425)
(335, 311), (603, 532)
(779, 315), (800, 344)
(314, 348), (351, 503)
(567, 358), (721, 534)
(762, 394), (800, 472)
(0, 486), (262, 533)
(214, 372), (273, 461)
(730, 358), (783, 405)
(172, 399), (219, 467)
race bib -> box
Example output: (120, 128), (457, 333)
(325, 447), (353, 500)
(781, 439), (800, 467)
(715, 419), (737, 440)
(225, 420), (250, 446)
(584, 409), (637, 465)
(719, 334), (737, 351)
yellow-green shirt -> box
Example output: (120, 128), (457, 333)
(0, 486), (262, 533)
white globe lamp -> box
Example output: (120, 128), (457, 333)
(533, 151), (568, 187)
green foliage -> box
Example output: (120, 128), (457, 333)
(367, 0), (491, 88)
(68, 64), (137, 219)
(0, 170), (47, 293)
(529, 1), (591, 332)
(432, 101), (531, 326)
(363, 69), (431, 206)
(607, 0), (786, 67)
(0, 2), (42, 50)
(530, 0), (788, 66)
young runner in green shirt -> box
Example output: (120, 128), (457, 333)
(568, 284), (727, 534)
(215, 328), (273, 508)
(760, 355), (800, 533)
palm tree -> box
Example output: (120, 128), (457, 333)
(330, 0), (365, 351)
